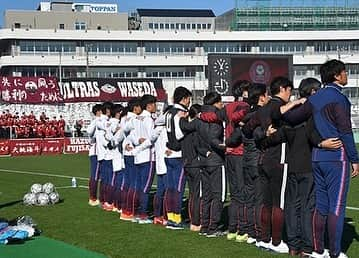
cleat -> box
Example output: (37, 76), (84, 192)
(198, 228), (208, 236)
(206, 230), (225, 238)
(247, 237), (256, 244)
(227, 232), (237, 241)
(269, 241), (289, 254)
(88, 199), (100, 206)
(235, 233), (248, 243)
(119, 213), (134, 221)
(190, 224), (201, 232)
(102, 202), (114, 211)
(153, 217), (167, 226)
(166, 220), (184, 230)
(138, 218), (153, 224)
(256, 241), (271, 249)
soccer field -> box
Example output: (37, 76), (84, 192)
(0, 154), (358, 258)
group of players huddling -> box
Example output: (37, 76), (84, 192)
(86, 59), (357, 258)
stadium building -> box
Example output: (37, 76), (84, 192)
(1, 0), (359, 128)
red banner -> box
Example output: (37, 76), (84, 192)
(0, 140), (10, 155)
(0, 77), (62, 104)
(63, 137), (90, 154)
(42, 138), (64, 155)
(9, 139), (42, 156)
(59, 78), (167, 102)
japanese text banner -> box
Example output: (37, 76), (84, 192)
(0, 77), (62, 104)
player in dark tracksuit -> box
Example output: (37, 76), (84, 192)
(227, 83), (270, 244)
(181, 104), (202, 231)
(282, 60), (359, 258)
(242, 77), (298, 253)
(198, 96), (226, 238)
(179, 93), (226, 237)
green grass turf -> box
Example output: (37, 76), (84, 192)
(0, 154), (358, 258)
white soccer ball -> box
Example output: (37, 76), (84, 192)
(36, 193), (50, 206)
(30, 183), (42, 194)
(48, 192), (60, 204)
(23, 193), (37, 205)
(42, 183), (55, 194)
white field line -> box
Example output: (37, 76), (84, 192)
(0, 168), (158, 188)
(0, 168), (88, 180)
(56, 185), (89, 189)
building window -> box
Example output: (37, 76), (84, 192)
(160, 23), (164, 29)
(170, 24), (175, 29)
(75, 22), (86, 30)
(165, 23), (169, 29)
(192, 24), (196, 29)
(186, 24), (191, 30)
(14, 23), (21, 29)
(175, 23), (180, 30)
(59, 24), (65, 30)
(181, 23), (185, 30)
(149, 23), (153, 29)
(197, 24), (201, 29)
(202, 24), (207, 29)
(207, 23), (212, 30)
(154, 23), (159, 29)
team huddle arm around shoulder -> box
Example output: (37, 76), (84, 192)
(334, 103), (359, 163)
(282, 101), (312, 126)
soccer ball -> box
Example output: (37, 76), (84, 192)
(30, 183), (42, 194)
(36, 193), (50, 206)
(42, 183), (55, 194)
(48, 192), (60, 204)
(23, 193), (37, 205)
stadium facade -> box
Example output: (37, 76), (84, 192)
(1, 1), (359, 126)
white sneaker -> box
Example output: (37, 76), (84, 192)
(256, 241), (271, 249)
(310, 250), (330, 258)
(269, 241), (289, 254)
(247, 237), (256, 244)
(338, 253), (348, 258)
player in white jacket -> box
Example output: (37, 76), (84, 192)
(95, 102), (113, 206)
(152, 108), (171, 226)
(119, 98), (143, 221)
(130, 95), (157, 224)
(103, 104), (126, 212)
(86, 104), (103, 206)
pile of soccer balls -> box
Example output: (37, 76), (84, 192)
(23, 183), (60, 206)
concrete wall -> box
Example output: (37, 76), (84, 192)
(5, 10), (128, 30)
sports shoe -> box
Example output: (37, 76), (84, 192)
(138, 218), (153, 224)
(337, 253), (348, 258)
(269, 241), (289, 254)
(256, 241), (271, 249)
(131, 217), (140, 223)
(226, 232), (237, 241)
(246, 237), (256, 244)
(190, 224), (201, 232)
(119, 213), (134, 221)
(112, 207), (121, 213)
(310, 249), (330, 258)
(88, 199), (100, 206)
(153, 217), (167, 226)
(235, 233), (249, 243)
(198, 228), (208, 236)
(166, 220), (184, 230)
(102, 202), (114, 211)
(206, 231), (225, 238)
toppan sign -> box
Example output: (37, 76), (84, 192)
(90, 4), (117, 13)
